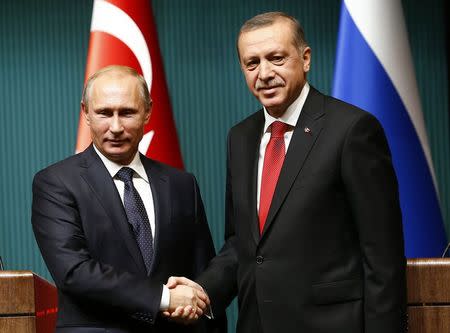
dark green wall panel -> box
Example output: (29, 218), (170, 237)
(0, 0), (92, 274)
(0, 1), (448, 332)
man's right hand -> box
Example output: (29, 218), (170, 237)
(163, 283), (209, 324)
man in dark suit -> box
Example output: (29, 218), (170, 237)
(32, 65), (225, 333)
(168, 12), (406, 332)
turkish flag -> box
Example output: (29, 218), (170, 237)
(76, 0), (184, 169)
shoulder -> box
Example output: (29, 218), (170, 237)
(32, 152), (90, 198)
(305, 86), (372, 122)
(228, 108), (264, 141)
(313, 92), (390, 152)
(319, 91), (380, 127)
(34, 150), (87, 181)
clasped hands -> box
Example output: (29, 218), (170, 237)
(162, 276), (209, 324)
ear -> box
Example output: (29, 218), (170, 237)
(144, 100), (152, 125)
(81, 102), (90, 126)
(302, 47), (311, 73)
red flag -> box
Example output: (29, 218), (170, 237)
(76, 0), (184, 169)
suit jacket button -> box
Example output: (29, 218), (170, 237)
(256, 256), (264, 264)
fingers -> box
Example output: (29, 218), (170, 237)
(164, 284), (209, 325)
(171, 306), (186, 318)
(166, 276), (204, 292)
(168, 285), (198, 312)
(166, 305), (198, 325)
(172, 305), (197, 320)
(166, 276), (179, 289)
(195, 289), (210, 306)
(195, 297), (206, 314)
(166, 276), (209, 310)
(187, 288), (208, 316)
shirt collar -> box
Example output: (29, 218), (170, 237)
(262, 82), (310, 134)
(93, 145), (149, 182)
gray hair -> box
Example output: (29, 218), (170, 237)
(237, 11), (308, 58)
(82, 65), (151, 111)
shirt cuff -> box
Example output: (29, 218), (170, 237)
(159, 284), (170, 311)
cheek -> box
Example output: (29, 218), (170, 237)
(245, 73), (258, 90)
(90, 119), (109, 133)
(242, 69), (254, 81)
(123, 120), (145, 135)
(284, 66), (303, 84)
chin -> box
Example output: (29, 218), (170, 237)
(260, 95), (284, 107)
(110, 155), (134, 165)
(262, 101), (284, 112)
(105, 148), (129, 158)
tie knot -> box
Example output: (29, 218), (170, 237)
(271, 121), (288, 138)
(116, 167), (134, 183)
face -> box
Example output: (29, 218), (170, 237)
(82, 72), (151, 165)
(238, 19), (311, 117)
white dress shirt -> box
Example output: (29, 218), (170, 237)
(93, 146), (170, 310)
(257, 82), (310, 211)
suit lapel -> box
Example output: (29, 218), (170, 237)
(241, 112), (265, 245)
(140, 156), (170, 276)
(261, 87), (325, 237)
(79, 146), (145, 271)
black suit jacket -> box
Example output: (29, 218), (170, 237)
(197, 87), (406, 333)
(32, 145), (226, 333)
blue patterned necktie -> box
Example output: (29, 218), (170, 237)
(116, 167), (154, 274)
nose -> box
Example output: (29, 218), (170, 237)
(109, 114), (124, 134)
(258, 60), (274, 81)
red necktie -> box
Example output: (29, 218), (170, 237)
(259, 121), (288, 234)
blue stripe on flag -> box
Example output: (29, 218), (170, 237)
(332, 2), (446, 257)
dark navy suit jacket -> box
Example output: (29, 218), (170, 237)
(32, 145), (226, 333)
(198, 87), (406, 333)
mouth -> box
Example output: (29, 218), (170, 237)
(106, 139), (127, 146)
(258, 86), (280, 95)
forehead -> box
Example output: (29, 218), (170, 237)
(238, 20), (296, 57)
(90, 73), (141, 106)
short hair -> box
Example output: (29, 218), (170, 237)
(237, 12), (308, 58)
(82, 65), (151, 112)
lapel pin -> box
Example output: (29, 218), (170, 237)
(304, 127), (311, 134)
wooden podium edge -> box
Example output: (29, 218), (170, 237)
(0, 271), (58, 333)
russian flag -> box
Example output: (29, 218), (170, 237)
(332, 0), (447, 257)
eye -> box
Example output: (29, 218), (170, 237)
(244, 59), (259, 71)
(120, 108), (137, 117)
(271, 55), (285, 64)
(96, 109), (112, 117)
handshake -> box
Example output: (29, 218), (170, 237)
(162, 276), (210, 325)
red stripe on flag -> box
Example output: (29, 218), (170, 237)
(84, 32), (142, 78)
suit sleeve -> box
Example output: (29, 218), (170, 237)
(31, 168), (161, 325)
(191, 175), (217, 275)
(196, 132), (238, 314)
(341, 112), (407, 333)
(191, 175), (228, 333)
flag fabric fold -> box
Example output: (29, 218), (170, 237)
(332, 0), (446, 257)
(76, 0), (184, 169)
